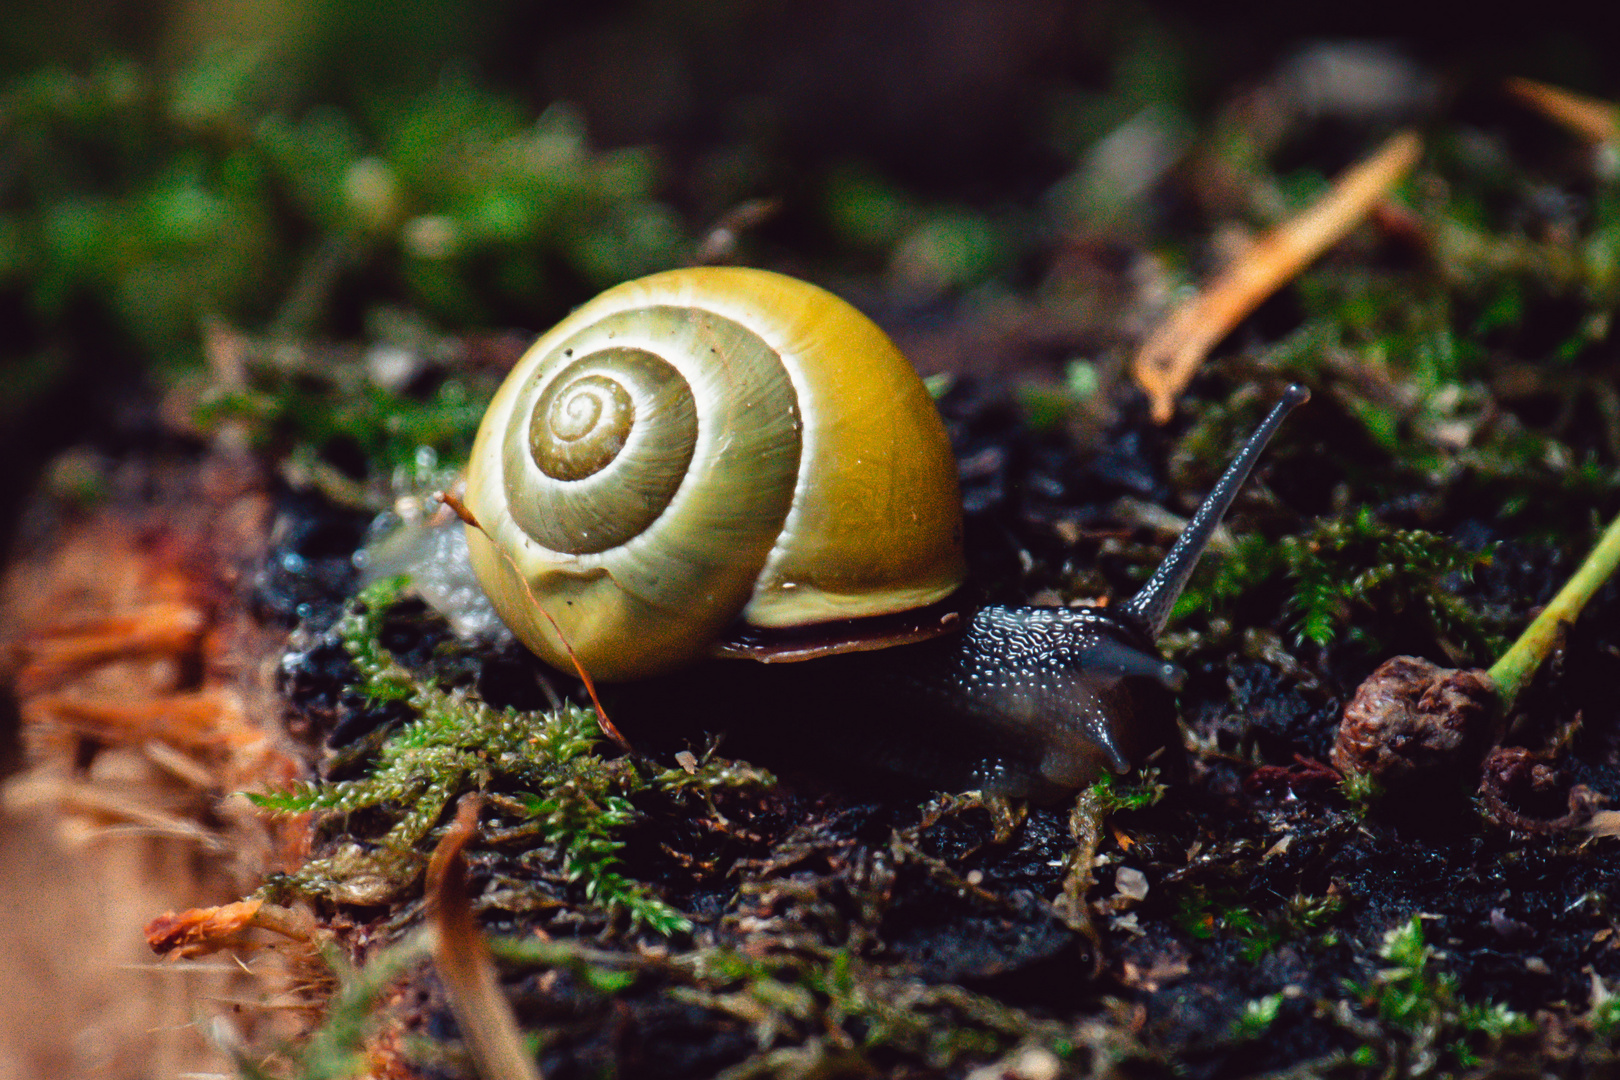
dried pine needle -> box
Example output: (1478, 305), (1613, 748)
(1133, 130), (1422, 423)
(428, 794), (544, 1080)
(1505, 77), (1619, 144)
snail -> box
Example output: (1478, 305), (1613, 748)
(459, 267), (1307, 797)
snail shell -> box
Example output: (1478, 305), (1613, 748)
(462, 267), (965, 681)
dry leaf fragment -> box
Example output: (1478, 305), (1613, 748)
(146, 899), (320, 958)
(146, 899), (264, 956)
(22, 688), (254, 752)
(1133, 130), (1422, 423)
(11, 602), (208, 697)
(428, 795), (543, 1080)
(1584, 810), (1620, 838)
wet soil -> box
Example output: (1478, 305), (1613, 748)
(258, 370), (1620, 1077)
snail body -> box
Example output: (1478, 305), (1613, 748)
(463, 267), (1306, 795)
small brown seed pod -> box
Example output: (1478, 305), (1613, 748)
(1332, 655), (1498, 792)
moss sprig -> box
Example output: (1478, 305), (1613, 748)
(1086, 768), (1168, 814)
(1284, 508), (1497, 655)
(511, 782), (691, 938)
(272, 933), (1148, 1079)
(667, 946), (1084, 1071)
(1174, 507), (1502, 660)
(1173, 890), (1342, 963)
(251, 577), (764, 934)
(199, 373), (490, 485)
(1346, 917), (1534, 1074)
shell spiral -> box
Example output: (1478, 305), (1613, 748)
(463, 267), (965, 681)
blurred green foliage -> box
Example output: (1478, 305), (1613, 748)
(194, 328), (494, 492)
(0, 48), (685, 381)
(1227, 144), (1620, 526)
(824, 165), (1010, 292)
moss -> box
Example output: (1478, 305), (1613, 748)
(265, 930), (1153, 1080)
(250, 577), (769, 936)
(1337, 766), (1384, 811)
(1588, 978), (1620, 1043)
(1347, 917), (1536, 1074)
(656, 945), (1125, 1073)
(1228, 993), (1283, 1042)
(1087, 768), (1169, 814)
(200, 372), (490, 483)
(1171, 506), (1502, 662)
(1172, 890), (1342, 964)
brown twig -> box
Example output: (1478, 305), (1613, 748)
(1133, 130), (1422, 423)
(1505, 77), (1619, 144)
(427, 794), (544, 1080)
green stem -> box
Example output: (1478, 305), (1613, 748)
(1487, 507), (1620, 710)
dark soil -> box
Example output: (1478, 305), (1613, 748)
(269, 362), (1620, 1076)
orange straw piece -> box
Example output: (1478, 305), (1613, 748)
(1133, 130), (1422, 423)
(1506, 77), (1619, 144)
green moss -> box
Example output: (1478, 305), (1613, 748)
(199, 371), (488, 491)
(1173, 889), (1342, 964)
(1286, 508), (1497, 653)
(250, 578), (768, 936)
(1347, 917), (1535, 1074)
(257, 931), (1140, 1078)
(665, 946), (1083, 1071)
(1228, 993), (1283, 1042)
(1173, 507), (1502, 661)
(1588, 977), (1620, 1042)
(1337, 766), (1384, 812)
(1086, 768), (1168, 814)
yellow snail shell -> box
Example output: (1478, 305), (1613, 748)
(461, 267), (965, 681)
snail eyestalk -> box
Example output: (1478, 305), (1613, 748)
(1486, 505), (1620, 712)
(1120, 384), (1310, 638)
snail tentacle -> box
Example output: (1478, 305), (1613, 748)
(1119, 383), (1310, 637)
